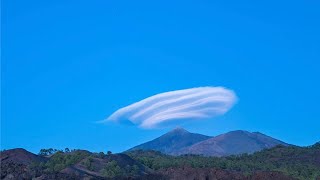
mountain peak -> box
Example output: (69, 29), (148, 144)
(128, 128), (211, 154)
(227, 130), (250, 134)
(170, 127), (189, 133)
(128, 129), (287, 157)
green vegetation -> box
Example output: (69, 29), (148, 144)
(30, 144), (319, 179)
(38, 148), (59, 156)
(100, 160), (123, 178)
(34, 149), (141, 178)
(44, 150), (91, 172)
(81, 156), (94, 171)
(99, 160), (141, 178)
(126, 143), (320, 180)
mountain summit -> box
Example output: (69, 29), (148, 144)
(128, 128), (211, 155)
(128, 129), (288, 156)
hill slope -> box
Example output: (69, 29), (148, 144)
(179, 130), (288, 156)
(128, 127), (211, 155)
(0, 149), (147, 179)
(0, 148), (47, 165)
(1, 142), (319, 179)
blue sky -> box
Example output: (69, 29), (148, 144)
(2, 0), (320, 153)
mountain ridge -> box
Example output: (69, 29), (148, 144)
(128, 128), (288, 156)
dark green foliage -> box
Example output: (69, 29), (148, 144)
(38, 148), (59, 156)
(100, 160), (140, 178)
(38, 148), (84, 156)
(129, 164), (140, 175)
(126, 144), (320, 180)
(32, 149), (144, 178)
(98, 152), (105, 158)
(100, 160), (123, 178)
(44, 150), (91, 172)
(81, 156), (94, 171)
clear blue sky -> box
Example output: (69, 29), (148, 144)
(2, 0), (320, 153)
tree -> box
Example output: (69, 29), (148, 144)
(39, 149), (48, 156)
(38, 148), (59, 156)
(48, 148), (54, 155)
(98, 152), (105, 158)
(100, 160), (123, 178)
(130, 165), (139, 175)
(107, 151), (112, 155)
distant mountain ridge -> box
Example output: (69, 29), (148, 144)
(128, 128), (288, 156)
(128, 127), (212, 155)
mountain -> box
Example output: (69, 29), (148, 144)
(128, 127), (212, 155)
(179, 130), (288, 156)
(128, 129), (288, 156)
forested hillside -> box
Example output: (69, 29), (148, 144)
(1, 143), (319, 179)
(127, 143), (320, 180)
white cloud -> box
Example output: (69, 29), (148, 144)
(105, 87), (237, 129)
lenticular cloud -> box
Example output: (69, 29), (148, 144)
(106, 87), (237, 129)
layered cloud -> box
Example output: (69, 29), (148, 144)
(106, 87), (237, 129)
